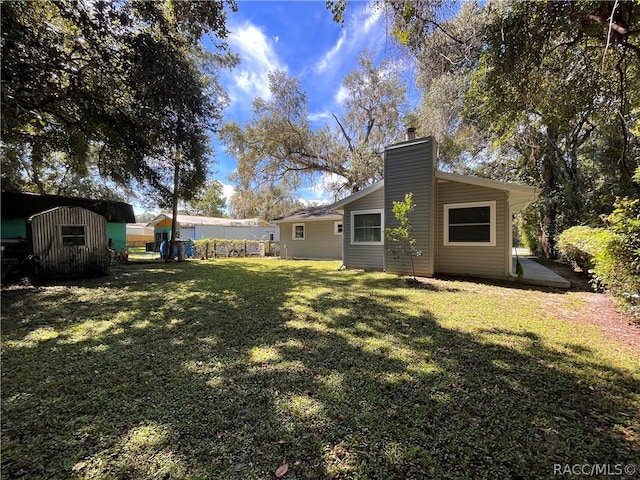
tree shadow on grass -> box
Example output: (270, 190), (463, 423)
(1, 260), (638, 479)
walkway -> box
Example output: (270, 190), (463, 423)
(513, 256), (571, 289)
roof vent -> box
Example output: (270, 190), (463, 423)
(406, 127), (416, 141)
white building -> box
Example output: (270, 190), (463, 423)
(147, 214), (280, 242)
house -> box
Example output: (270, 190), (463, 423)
(1, 191), (135, 252)
(272, 206), (343, 260)
(1, 191), (135, 279)
(125, 223), (154, 247)
(147, 214), (279, 251)
(330, 135), (540, 280)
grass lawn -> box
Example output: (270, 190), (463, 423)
(2, 259), (639, 479)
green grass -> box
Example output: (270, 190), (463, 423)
(2, 259), (639, 479)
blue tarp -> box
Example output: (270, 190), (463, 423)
(160, 240), (195, 259)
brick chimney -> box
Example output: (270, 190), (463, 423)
(405, 127), (416, 141)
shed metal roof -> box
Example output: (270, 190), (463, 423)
(1, 190), (135, 223)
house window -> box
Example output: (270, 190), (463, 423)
(61, 225), (86, 247)
(351, 209), (383, 245)
(334, 221), (343, 235)
(444, 201), (496, 246)
(292, 223), (305, 240)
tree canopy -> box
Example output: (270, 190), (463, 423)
(220, 53), (408, 204)
(228, 182), (303, 221)
(1, 0), (237, 204)
(343, 0), (640, 257)
(179, 179), (228, 217)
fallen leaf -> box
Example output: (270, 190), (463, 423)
(275, 462), (288, 477)
(72, 461), (86, 472)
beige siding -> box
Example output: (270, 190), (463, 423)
(436, 181), (509, 278)
(343, 188), (385, 270)
(29, 207), (109, 277)
(280, 220), (342, 260)
(384, 138), (436, 276)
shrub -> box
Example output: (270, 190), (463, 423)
(385, 192), (422, 282)
(558, 198), (640, 317)
(556, 226), (613, 273)
(597, 198), (640, 316)
(517, 204), (542, 255)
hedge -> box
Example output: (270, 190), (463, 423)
(557, 198), (640, 318)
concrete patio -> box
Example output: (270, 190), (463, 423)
(513, 256), (571, 289)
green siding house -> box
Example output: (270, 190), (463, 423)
(1, 191), (135, 255)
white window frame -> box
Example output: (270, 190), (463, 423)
(444, 201), (496, 247)
(334, 221), (343, 235)
(350, 209), (384, 245)
(292, 223), (305, 240)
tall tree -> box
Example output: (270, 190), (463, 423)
(229, 181), (303, 221)
(464, 0), (640, 256)
(1, 0), (237, 200)
(0, 143), (132, 200)
(343, 0), (640, 257)
(180, 179), (228, 217)
(410, 1), (489, 169)
(220, 53), (408, 200)
(2, 0), (238, 261)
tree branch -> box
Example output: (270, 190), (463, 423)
(332, 113), (354, 153)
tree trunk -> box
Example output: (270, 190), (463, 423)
(167, 155), (180, 261)
(539, 135), (558, 259)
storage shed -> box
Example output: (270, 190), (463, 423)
(1, 191), (135, 251)
(1, 191), (135, 280)
(27, 206), (110, 278)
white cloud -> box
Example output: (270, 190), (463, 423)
(315, 29), (347, 73)
(221, 182), (235, 203)
(312, 1), (387, 105)
(334, 85), (349, 105)
(298, 197), (330, 207)
(226, 21), (285, 104)
(312, 172), (345, 195)
(361, 2), (383, 35)
(308, 110), (331, 124)
(314, 1), (387, 81)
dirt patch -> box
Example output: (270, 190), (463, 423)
(531, 257), (640, 352)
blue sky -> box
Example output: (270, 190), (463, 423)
(205, 0), (414, 210)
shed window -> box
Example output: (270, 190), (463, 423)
(334, 222), (343, 235)
(61, 225), (86, 247)
(293, 223), (305, 240)
(351, 210), (383, 245)
(444, 201), (496, 246)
